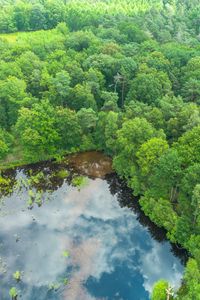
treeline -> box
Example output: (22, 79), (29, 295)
(0, 0), (200, 41)
(0, 1), (200, 299)
(0, 0), (162, 33)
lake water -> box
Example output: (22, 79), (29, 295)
(0, 152), (186, 300)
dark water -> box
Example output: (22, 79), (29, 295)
(0, 153), (187, 300)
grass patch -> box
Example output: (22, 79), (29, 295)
(0, 32), (19, 42)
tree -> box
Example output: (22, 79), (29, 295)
(49, 70), (71, 106)
(17, 51), (43, 78)
(151, 280), (171, 300)
(105, 111), (119, 155)
(15, 100), (60, 159)
(0, 7), (16, 33)
(0, 76), (27, 128)
(179, 259), (200, 300)
(136, 137), (169, 181)
(182, 79), (200, 103)
(0, 61), (22, 80)
(113, 117), (165, 195)
(191, 184), (200, 229)
(119, 22), (149, 43)
(13, 3), (30, 31)
(77, 108), (97, 134)
(126, 65), (172, 105)
(140, 194), (178, 233)
(175, 125), (200, 166)
(94, 111), (107, 150)
(29, 4), (46, 30)
(55, 107), (81, 151)
(180, 164), (200, 203)
(150, 149), (182, 202)
(187, 235), (200, 265)
(85, 68), (105, 105)
(0, 128), (11, 159)
(65, 30), (97, 51)
(69, 83), (97, 111)
(44, 2), (65, 29)
(101, 91), (119, 112)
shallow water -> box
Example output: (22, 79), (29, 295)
(0, 153), (186, 300)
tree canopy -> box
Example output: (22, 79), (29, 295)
(0, 0), (200, 298)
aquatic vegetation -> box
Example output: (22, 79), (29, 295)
(63, 278), (68, 285)
(71, 176), (88, 189)
(13, 270), (21, 281)
(28, 189), (34, 198)
(0, 161), (185, 299)
(14, 177), (29, 191)
(62, 250), (70, 258)
(14, 173), (47, 208)
(0, 176), (10, 186)
(9, 287), (18, 299)
(35, 191), (42, 207)
(0, 176), (11, 195)
(27, 189), (34, 208)
(56, 169), (69, 179)
(27, 189), (44, 208)
(48, 277), (68, 292)
(48, 282), (61, 291)
(27, 198), (33, 208)
(29, 171), (45, 185)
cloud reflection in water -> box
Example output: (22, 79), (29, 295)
(0, 177), (184, 300)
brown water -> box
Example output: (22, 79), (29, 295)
(68, 151), (113, 178)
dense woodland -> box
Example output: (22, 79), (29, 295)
(0, 0), (200, 299)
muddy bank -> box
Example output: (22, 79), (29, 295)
(68, 151), (113, 178)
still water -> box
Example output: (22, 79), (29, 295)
(0, 152), (186, 300)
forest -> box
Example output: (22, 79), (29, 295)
(0, 0), (200, 299)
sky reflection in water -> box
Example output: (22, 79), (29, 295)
(0, 168), (184, 300)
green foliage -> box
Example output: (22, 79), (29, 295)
(0, 139), (9, 159)
(48, 282), (61, 291)
(69, 83), (97, 111)
(113, 117), (164, 195)
(0, 176), (11, 195)
(127, 65), (172, 105)
(71, 176), (88, 189)
(178, 259), (200, 300)
(15, 100), (60, 159)
(151, 280), (169, 300)
(0, 1), (200, 298)
(13, 271), (21, 281)
(140, 195), (178, 233)
(136, 137), (169, 177)
(77, 108), (97, 134)
(9, 287), (18, 299)
(175, 125), (200, 166)
(56, 169), (69, 179)
(149, 149), (182, 201)
(104, 111), (119, 155)
(62, 250), (70, 258)
(55, 107), (82, 151)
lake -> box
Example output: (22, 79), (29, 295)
(0, 152), (187, 300)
